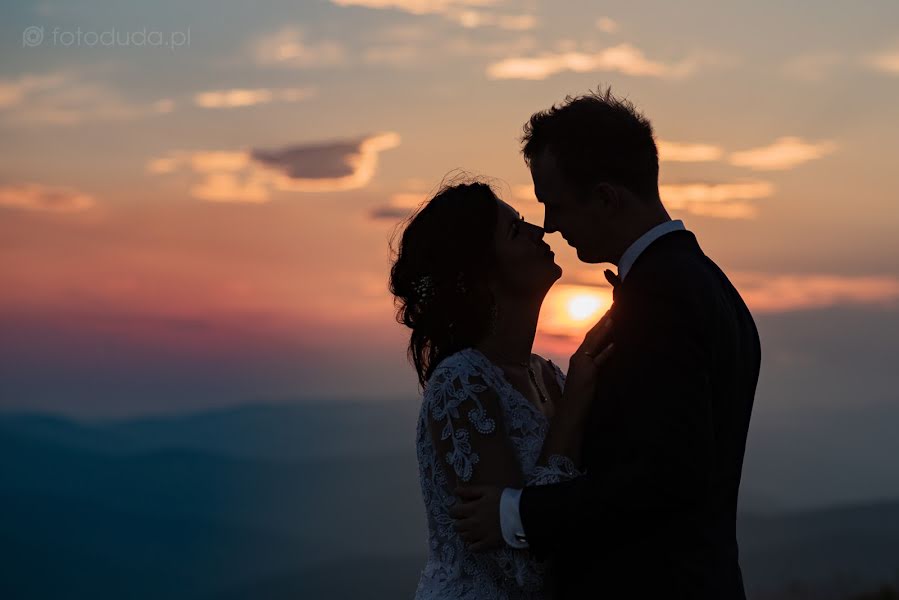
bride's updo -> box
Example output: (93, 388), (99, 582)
(389, 179), (500, 388)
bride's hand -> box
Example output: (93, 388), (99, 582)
(562, 311), (615, 407)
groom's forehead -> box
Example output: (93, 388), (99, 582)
(530, 149), (564, 193)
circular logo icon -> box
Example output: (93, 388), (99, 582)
(22, 26), (44, 47)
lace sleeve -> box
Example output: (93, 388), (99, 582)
(423, 352), (545, 589)
(526, 358), (585, 486)
(424, 355), (518, 487)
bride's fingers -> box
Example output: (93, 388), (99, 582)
(591, 342), (615, 367)
(583, 310), (612, 339)
(580, 315), (614, 356)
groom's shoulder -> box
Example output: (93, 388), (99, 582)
(626, 232), (726, 306)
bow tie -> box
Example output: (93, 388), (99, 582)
(604, 269), (622, 288)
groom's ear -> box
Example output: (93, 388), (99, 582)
(589, 182), (622, 214)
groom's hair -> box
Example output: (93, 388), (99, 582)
(521, 84), (659, 200)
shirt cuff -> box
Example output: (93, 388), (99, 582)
(500, 487), (529, 548)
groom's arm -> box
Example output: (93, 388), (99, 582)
(517, 286), (717, 557)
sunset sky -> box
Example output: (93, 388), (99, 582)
(1, 0), (898, 464)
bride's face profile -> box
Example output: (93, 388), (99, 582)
(489, 199), (562, 297)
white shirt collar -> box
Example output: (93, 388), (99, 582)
(617, 219), (686, 282)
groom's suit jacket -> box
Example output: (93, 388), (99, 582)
(519, 229), (760, 599)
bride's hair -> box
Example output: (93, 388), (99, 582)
(389, 176), (500, 389)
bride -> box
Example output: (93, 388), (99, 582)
(389, 179), (614, 599)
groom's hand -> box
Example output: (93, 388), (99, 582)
(449, 485), (504, 552)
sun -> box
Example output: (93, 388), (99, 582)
(538, 285), (612, 342)
(567, 293), (602, 322)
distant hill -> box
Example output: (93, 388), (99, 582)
(0, 403), (896, 599)
(0, 400), (421, 460)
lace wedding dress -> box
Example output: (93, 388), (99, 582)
(413, 347), (582, 600)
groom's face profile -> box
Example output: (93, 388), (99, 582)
(529, 148), (615, 264)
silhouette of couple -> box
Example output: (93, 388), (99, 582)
(389, 85), (761, 599)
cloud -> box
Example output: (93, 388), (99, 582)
(485, 42), (726, 80)
(595, 17), (619, 34)
(370, 204), (415, 220)
(516, 176), (769, 221)
(330, 0), (537, 30)
(728, 136), (837, 171)
(661, 181), (774, 204)
(148, 132), (401, 202)
(784, 47), (899, 80)
(863, 48), (899, 75)
(190, 173), (272, 203)
(331, 0), (495, 14)
(253, 27), (347, 68)
(734, 273), (899, 313)
(657, 139), (724, 162)
(193, 87), (314, 109)
(660, 180), (774, 220)
(251, 133), (401, 190)
(369, 191), (427, 220)
(0, 182), (95, 212)
(0, 72), (67, 108)
(363, 33), (538, 68)
(449, 11), (537, 30)
(680, 202), (758, 219)
(0, 71), (171, 126)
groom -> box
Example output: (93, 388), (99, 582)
(450, 86), (761, 599)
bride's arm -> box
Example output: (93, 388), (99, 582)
(424, 353), (545, 588)
(425, 361), (525, 492)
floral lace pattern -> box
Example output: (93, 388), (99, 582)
(413, 347), (583, 600)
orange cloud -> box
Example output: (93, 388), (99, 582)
(0, 182), (95, 213)
(330, 0), (534, 31)
(595, 17), (619, 34)
(660, 181), (774, 204)
(734, 273), (899, 313)
(330, 0), (495, 14)
(253, 27), (347, 68)
(660, 180), (773, 219)
(680, 202), (758, 220)
(369, 191), (428, 221)
(486, 43), (726, 80)
(513, 178), (769, 221)
(148, 132), (401, 202)
(0, 71), (171, 126)
(864, 48), (899, 75)
(657, 139), (724, 162)
(450, 11), (536, 30)
(729, 136), (837, 171)
(193, 87), (314, 109)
